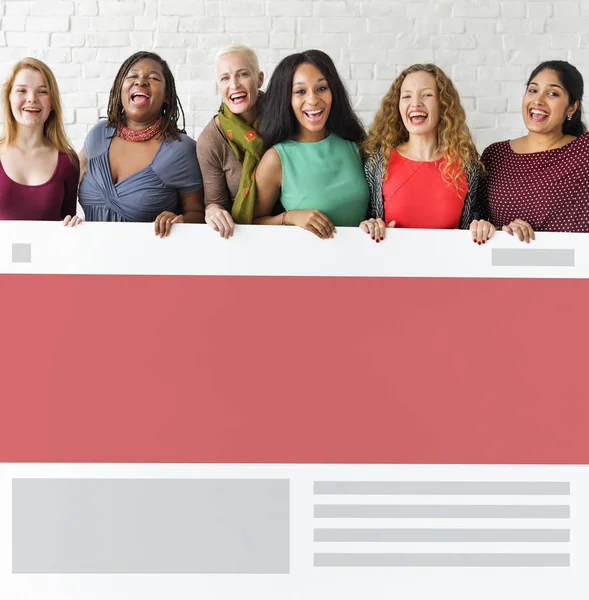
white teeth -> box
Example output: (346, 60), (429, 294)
(230, 93), (246, 100)
(132, 93), (149, 99)
(305, 109), (323, 115)
(530, 109), (548, 116)
(410, 112), (427, 117)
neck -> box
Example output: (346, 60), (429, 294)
(13, 126), (47, 151)
(524, 130), (567, 152)
(241, 107), (257, 126)
(295, 127), (328, 143)
(124, 117), (160, 131)
(399, 133), (440, 161)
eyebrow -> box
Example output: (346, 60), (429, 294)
(529, 81), (564, 90)
(128, 69), (163, 76)
(293, 77), (326, 86)
(12, 83), (48, 88)
(401, 87), (435, 93)
(218, 68), (249, 77)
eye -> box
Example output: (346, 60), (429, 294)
(239, 72), (249, 78)
(148, 76), (160, 81)
(126, 74), (138, 79)
(548, 91), (560, 97)
(527, 87), (537, 93)
(39, 90), (48, 94)
(401, 95), (410, 99)
(220, 76), (229, 82)
(318, 85), (328, 92)
(294, 89), (305, 95)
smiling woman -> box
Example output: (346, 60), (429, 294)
(196, 45), (265, 238)
(254, 49), (369, 238)
(361, 63), (485, 244)
(0, 57), (79, 221)
(476, 60), (589, 242)
(74, 51), (205, 237)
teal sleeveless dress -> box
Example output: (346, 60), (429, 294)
(273, 134), (369, 226)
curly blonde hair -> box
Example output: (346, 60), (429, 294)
(363, 64), (481, 188)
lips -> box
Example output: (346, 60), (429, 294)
(229, 92), (247, 105)
(303, 108), (324, 123)
(408, 110), (428, 125)
(22, 107), (42, 113)
(130, 92), (150, 106)
(529, 108), (549, 122)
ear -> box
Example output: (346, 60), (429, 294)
(569, 99), (580, 117)
(257, 71), (264, 89)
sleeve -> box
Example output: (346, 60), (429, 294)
(60, 153), (81, 219)
(196, 122), (233, 211)
(363, 152), (384, 220)
(156, 134), (203, 194)
(474, 146), (493, 223)
(83, 120), (109, 160)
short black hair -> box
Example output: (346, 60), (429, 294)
(258, 49), (365, 150)
(106, 51), (186, 141)
(526, 60), (586, 137)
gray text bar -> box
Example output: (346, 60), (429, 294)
(492, 249), (574, 267)
(314, 528), (570, 542)
(314, 553), (570, 567)
(314, 481), (570, 496)
(314, 505), (570, 519)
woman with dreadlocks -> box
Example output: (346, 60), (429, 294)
(72, 51), (205, 236)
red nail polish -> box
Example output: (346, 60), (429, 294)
(478, 241), (481, 245)
(380, 237), (384, 241)
(371, 236), (375, 240)
(482, 240), (486, 244)
(376, 239), (380, 243)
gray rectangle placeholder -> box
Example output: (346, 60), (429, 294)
(314, 528), (570, 543)
(314, 504), (569, 519)
(314, 553), (570, 567)
(492, 248), (574, 267)
(13, 478), (289, 574)
(314, 481), (570, 496)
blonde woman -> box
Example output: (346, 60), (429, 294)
(197, 44), (264, 238)
(361, 64), (491, 244)
(0, 57), (79, 220)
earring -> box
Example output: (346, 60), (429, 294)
(567, 114), (573, 121)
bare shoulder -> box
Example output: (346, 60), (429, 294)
(258, 147), (281, 171)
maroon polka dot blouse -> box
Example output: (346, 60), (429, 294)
(479, 132), (589, 232)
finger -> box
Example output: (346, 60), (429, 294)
(386, 220), (396, 228)
(363, 220), (375, 239)
(512, 224), (525, 242)
(477, 222), (486, 244)
(487, 224), (496, 240)
(376, 218), (386, 241)
(360, 221), (371, 235)
(311, 216), (331, 239)
(305, 221), (325, 239)
(206, 215), (220, 232)
(217, 212), (233, 239)
(315, 212), (336, 238)
(165, 217), (173, 237)
(470, 220), (478, 243)
(481, 221), (491, 243)
(63, 215), (71, 226)
(502, 225), (513, 236)
(154, 215), (162, 236)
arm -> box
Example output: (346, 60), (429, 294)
(180, 188), (205, 223)
(253, 148), (283, 225)
(78, 148), (88, 183)
(253, 148), (336, 238)
(61, 154), (80, 220)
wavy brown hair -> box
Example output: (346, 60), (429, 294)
(0, 57), (77, 162)
(363, 64), (481, 187)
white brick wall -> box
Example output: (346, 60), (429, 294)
(0, 0), (588, 153)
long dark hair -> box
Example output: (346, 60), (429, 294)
(106, 51), (186, 141)
(526, 60), (586, 137)
(258, 49), (365, 150)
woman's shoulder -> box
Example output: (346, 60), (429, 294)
(161, 131), (196, 157)
(84, 120), (112, 157)
(58, 151), (80, 174)
(480, 139), (510, 163)
(197, 117), (226, 154)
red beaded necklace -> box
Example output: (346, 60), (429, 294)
(118, 117), (163, 142)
